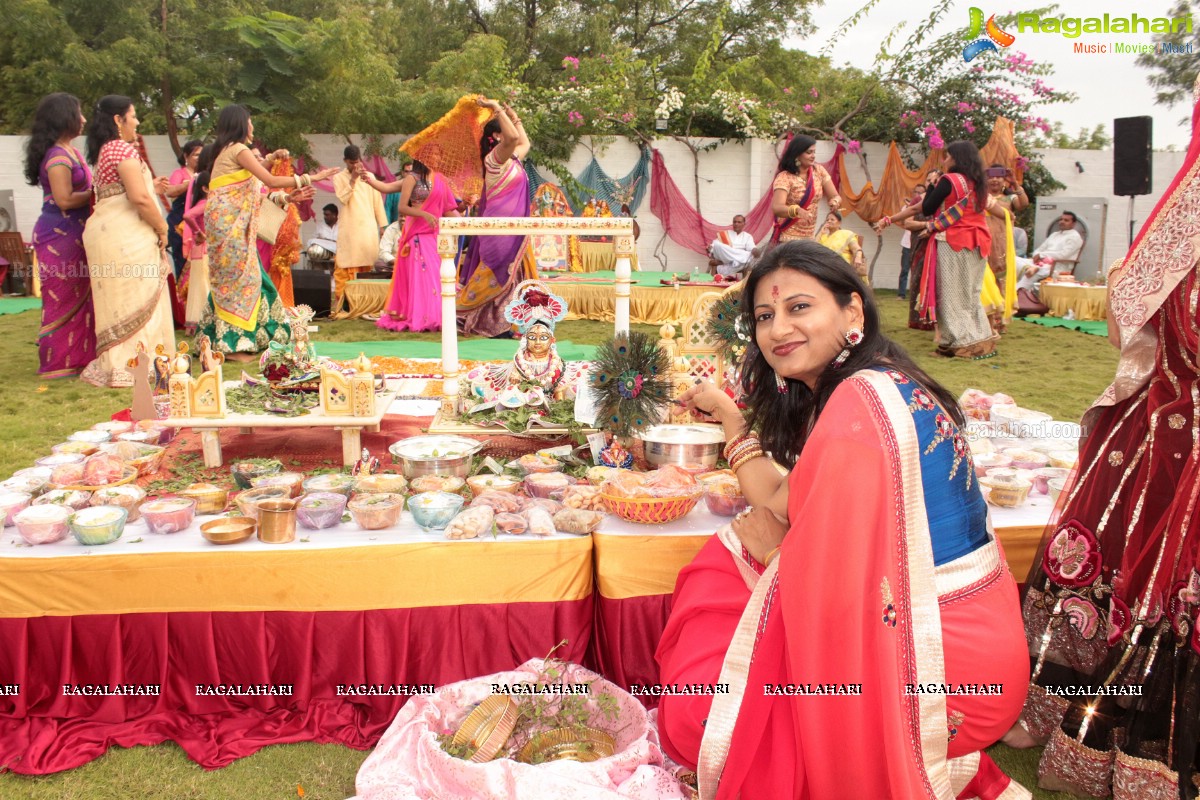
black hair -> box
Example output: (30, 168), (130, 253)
(944, 140), (987, 213)
(24, 93), (83, 185)
(1062, 210), (1077, 223)
(777, 135), (817, 176)
(194, 143), (217, 177)
(738, 241), (963, 468)
(323, 203), (338, 215)
(480, 118), (502, 165)
(826, 209), (842, 221)
(410, 159), (430, 180)
(343, 144), (361, 161)
(212, 105), (252, 163)
(178, 139), (204, 166)
(190, 170), (211, 204)
(733, 214), (746, 222)
(85, 95), (133, 165)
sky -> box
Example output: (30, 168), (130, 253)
(786, 0), (1195, 150)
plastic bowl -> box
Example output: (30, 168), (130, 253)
(1047, 477), (1066, 502)
(92, 420), (134, 436)
(68, 429), (112, 445)
(978, 473), (1032, 508)
(230, 460), (283, 490)
(33, 489), (92, 511)
(302, 473), (356, 497)
(1001, 448), (1050, 470)
(177, 483), (229, 515)
(1047, 450), (1078, 470)
(702, 484), (749, 517)
(354, 473), (409, 495)
(1, 474), (48, 497)
(407, 491), (465, 531)
(0, 491), (33, 527)
(467, 474), (521, 495)
(251, 471), (305, 498)
(523, 472), (576, 499)
(140, 497), (197, 534)
(69, 505), (129, 545)
(1030, 467), (1071, 495)
(14, 504), (72, 544)
(52, 440), (99, 457)
(235, 486), (292, 520)
(348, 492), (406, 530)
(297, 492), (348, 529)
(972, 452), (1013, 478)
(35, 453), (86, 470)
(990, 405), (1053, 438)
(409, 475), (465, 495)
(91, 485), (147, 522)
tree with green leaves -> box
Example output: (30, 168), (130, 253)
(1136, 0), (1200, 125)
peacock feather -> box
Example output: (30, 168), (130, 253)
(590, 331), (673, 440)
(706, 289), (750, 362)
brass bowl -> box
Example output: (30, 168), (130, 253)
(451, 694), (519, 763)
(517, 727), (616, 764)
(178, 483), (229, 515)
(200, 516), (256, 545)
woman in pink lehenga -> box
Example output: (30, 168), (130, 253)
(366, 160), (460, 331)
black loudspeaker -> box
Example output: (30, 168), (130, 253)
(1113, 116), (1153, 196)
(292, 269), (332, 318)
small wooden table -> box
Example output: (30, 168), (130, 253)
(161, 389), (397, 467)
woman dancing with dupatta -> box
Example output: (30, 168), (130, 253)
(878, 141), (995, 360)
(658, 241), (1030, 799)
(365, 160), (460, 331)
(1007, 74), (1200, 800)
(770, 135), (841, 245)
(457, 97), (532, 337)
(80, 95), (176, 388)
(24, 92), (95, 379)
(197, 105), (335, 357)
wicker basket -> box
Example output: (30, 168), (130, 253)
(600, 491), (701, 524)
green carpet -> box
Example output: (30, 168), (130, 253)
(1018, 315), (1108, 337)
(314, 338), (597, 361)
(0, 296), (40, 315)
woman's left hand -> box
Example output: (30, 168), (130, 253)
(312, 167), (339, 181)
(731, 506), (788, 566)
(153, 176), (169, 194)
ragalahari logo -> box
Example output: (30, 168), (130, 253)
(963, 8), (1015, 62)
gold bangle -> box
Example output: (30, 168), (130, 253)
(764, 546), (781, 566)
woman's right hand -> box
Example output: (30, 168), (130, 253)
(677, 381), (736, 423)
(476, 97), (501, 111)
(422, 211), (438, 227)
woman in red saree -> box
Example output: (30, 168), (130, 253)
(658, 241), (1030, 799)
(770, 135), (840, 244)
(1010, 75), (1200, 800)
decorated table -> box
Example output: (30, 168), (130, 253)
(574, 241), (640, 273)
(1039, 282), (1108, 321)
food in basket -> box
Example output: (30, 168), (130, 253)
(140, 497), (197, 534)
(524, 472), (573, 499)
(516, 453), (562, 474)
(494, 511), (528, 535)
(642, 465), (700, 494)
(82, 453), (127, 486)
(14, 504), (72, 544)
(446, 505), (494, 540)
(559, 484), (605, 511)
(600, 470), (647, 498)
(410, 474), (465, 494)
(92, 485), (147, 521)
(523, 506), (555, 537)
(33, 489), (92, 511)
(50, 463), (86, 487)
(470, 490), (524, 513)
(348, 492), (405, 530)
(0, 492), (33, 527)
(553, 508), (605, 534)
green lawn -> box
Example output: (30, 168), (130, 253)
(0, 294), (1113, 798)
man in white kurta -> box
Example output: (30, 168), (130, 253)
(707, 215), (758, 277)
(332, 145), (386, 316)
(1016, 211), (1084, 276)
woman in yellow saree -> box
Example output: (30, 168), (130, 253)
(197, 105), (335, 356)
(80, 96), (176, 388)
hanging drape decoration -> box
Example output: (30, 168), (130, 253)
(572, 147), (652, 214)
(836, 117), (1021, 223)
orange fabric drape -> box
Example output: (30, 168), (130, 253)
(837, 117), (1022, 223)
(400, 95), (492, 202)
(268, 158), (300, 307)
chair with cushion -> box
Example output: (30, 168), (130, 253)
(0, 232), (33, 295)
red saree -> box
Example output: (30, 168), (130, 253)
(657, 370), (1030, 799)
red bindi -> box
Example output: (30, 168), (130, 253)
(771, 284), (780, 302)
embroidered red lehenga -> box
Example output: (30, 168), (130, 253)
(657, 369), (1031, 799)
(1018, 76), (1200, 800)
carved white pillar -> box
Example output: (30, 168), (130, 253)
(437, 232), (459, 415)
(614, 234), (634, 336)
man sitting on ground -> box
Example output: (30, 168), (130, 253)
(707, 214), (758, 277)
(306, 204), (339, 262)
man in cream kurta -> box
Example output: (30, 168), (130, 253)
(332, 145), (386, 317)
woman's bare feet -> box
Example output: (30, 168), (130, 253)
(999, 721), (1038, 749)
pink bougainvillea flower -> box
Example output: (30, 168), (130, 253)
(929, 134), (945, 150)
(804, 104), (813, 113)
(963, 120), (976, 133)
(561, 56), (580, 69)
(847, 140), (862, 154)
(1016, 156), (1029, 171)
(783, 87), (793, 94)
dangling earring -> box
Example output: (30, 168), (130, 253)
(775, 371), (788, 393)
(832, 327), (864, 368)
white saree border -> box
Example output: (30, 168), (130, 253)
(856, 369), (954, 797)
(696, 527), (776, 798)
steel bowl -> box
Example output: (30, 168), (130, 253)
(388, 436), (482, 479)
(638, 424), (726, 468)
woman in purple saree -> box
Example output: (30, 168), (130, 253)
(24, 93), (96, 378)
(457, 98), (533, 337)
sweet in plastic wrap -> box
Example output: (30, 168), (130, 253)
(600, 470), (647, 499)
(524, 497), (563, 515)
(494, 512), (528, 535)
(559, 484), (606, 511)
(523, 506), (555, 537)
(50, 463), (85, 487)
(524, 472), (574, 499)
(82, 453), (126, 486)
(446, 505), (495, 540)
(958, 388), (1014, 421)
(553, 508), (605, 534)
(470, 490), (524, 514)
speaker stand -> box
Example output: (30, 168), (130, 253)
(1127, 196), (1136, 248)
